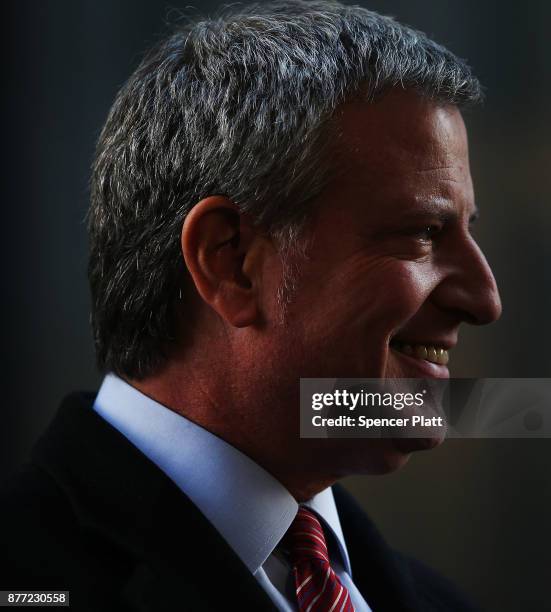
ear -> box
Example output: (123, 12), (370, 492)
(181, 196), (270, 328)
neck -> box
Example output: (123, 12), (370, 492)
(127, 359), (339, 502)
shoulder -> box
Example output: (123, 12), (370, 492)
(0, 461), (79, 553)
(0, 393), (116, 577)
(0, 460), (132, 611)
(0, 464), (126, 576)
(0, 463), (77, 579)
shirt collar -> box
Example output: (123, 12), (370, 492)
(93, 373), (352, 575)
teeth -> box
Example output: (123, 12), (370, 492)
(392, 342), (450, 366)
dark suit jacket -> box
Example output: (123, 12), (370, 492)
(0, 392), (479, 611)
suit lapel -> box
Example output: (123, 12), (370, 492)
(32, 392), (277, 611)
(333, 483), (420, 612)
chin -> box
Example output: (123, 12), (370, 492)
(343, 436), (444, 476)
(392, 435), (444, 454)
(365, 453), (411, 475)
(339, 439), (412, 475)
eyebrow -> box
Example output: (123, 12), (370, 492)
(398, 198), (479, 224)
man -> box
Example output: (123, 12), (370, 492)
(1, 1), (501, 610)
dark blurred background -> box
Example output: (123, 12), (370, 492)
(4, 1), (551, 610)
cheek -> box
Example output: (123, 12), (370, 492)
(306, 257), (436, 340)
(374, 262), (437, 327)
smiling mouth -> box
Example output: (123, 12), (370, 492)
(390, 340), (450, 366)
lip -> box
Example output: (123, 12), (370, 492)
(389, 346), (450, 379)
(391, 337), (456, 351)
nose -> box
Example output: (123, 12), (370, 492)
(434, 236), (502, 325)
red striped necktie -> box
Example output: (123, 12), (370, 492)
(282, 506), (355, 612)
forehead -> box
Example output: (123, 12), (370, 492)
(323, 89), (473, 218)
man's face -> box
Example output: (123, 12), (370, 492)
(252, 90), (502, 479)
(274, 90), (501, 382)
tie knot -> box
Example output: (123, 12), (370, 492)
(283, 506), (329, 565)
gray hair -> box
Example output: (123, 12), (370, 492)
(88, 0), (482, 379)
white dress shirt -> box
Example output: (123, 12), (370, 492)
(93, 374), (371, 611)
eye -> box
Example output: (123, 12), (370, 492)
(414, 224), (441, 241)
